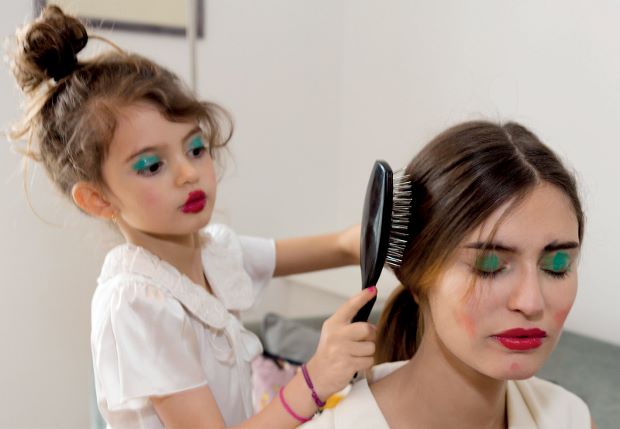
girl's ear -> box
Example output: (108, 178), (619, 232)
(71, 182), (117, 220)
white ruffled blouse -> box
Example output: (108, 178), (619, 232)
(91, 224), (275, 429)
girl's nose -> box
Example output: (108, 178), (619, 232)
(175, 158), (199, 187)
(507, 265), (545, 320)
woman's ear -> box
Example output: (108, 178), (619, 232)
(71, 182), (117, 220)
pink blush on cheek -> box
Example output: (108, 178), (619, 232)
(456, 310), (476, 337)
(554, 308), (571, 329)
(138, 189), (161, 207)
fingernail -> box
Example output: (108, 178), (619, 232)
(367, 286), (377, 294)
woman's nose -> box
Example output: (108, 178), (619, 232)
(507, 265), (545, 320)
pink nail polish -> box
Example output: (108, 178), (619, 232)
(367, 286), (377, 294)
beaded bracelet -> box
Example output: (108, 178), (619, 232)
(301, 363), (326, 409)
(279, 386), (312, 423)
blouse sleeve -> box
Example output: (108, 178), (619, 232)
(94, 279), (208, 411)
(238, 235), (276, 295)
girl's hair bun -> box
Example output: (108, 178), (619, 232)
(12, 5), (88, 93)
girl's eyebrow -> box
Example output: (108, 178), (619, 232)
(462, 240), (580, 253)
(124, 126), (202, 163)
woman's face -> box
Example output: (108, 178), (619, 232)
(426, 182), (580, 380)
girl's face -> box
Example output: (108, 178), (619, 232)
(101, 102), (217, 237)
(426, 183), (580, 380)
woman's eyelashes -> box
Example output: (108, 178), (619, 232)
(471, 250), (573, 279)
(539, 251), (572, 279)
(132, 154), (162, 176)
(473, 252), (506, 278)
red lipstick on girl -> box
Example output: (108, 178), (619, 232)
(182, 190), (206, 213)
(493, 328), (547, 351)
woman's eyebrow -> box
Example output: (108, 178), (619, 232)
(543, 241), (580, 252)
(463, 242), (516, 252)
(462, 240), (580, 253)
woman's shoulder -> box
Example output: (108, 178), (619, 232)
(301, 362), (406, 429)
(508, 376), (591, 428)
(301, 380), (389, 429)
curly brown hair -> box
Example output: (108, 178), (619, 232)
(9, 5), (232, 200)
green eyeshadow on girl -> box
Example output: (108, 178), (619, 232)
(132, 154), (161, 173)
(189, 135), (204, 150)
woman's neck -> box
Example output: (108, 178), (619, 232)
(120, 227), (207, 288)
(371, 328), (507, 429)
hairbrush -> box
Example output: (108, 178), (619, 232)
(352, 160), (412, 323)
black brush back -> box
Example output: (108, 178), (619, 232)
(352, 160), (393, 323)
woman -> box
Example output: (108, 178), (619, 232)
(302, 121), (594, 428)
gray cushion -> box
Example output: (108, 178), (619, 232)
(260, 312), (320, 364)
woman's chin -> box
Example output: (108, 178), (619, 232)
(489, 360), (542, 381)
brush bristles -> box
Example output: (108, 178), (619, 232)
(386, 170), (412, 268)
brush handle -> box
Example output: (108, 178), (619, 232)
(351, 295), (376, 323)
(351, 293), (376, 380)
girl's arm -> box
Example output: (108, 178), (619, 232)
(152, 366), (324, 429)
(274, 225), (360, 277)
(151, 287), (377, 429)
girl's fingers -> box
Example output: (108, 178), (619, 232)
(349, 341), (376, 357)
(329, 287), (377, 324)
(352, 356), (375, 371)
(344, 322), (377, 341)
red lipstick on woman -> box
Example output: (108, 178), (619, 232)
(493, 328), (547, 351)
(182, 190), (206, 213)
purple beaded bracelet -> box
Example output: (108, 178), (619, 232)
(301, 363), (326, 409)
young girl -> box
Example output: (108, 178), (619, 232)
(301, 121), (595, 429)
(10, 6), (376, 429)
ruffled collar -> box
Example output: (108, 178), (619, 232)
(98, 224), (256, 330)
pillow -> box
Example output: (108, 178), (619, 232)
(261, 312), (321, 364)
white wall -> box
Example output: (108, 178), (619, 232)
(1, 1), (618, 428)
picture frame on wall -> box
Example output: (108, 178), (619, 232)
(34, 0), (204, 37)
